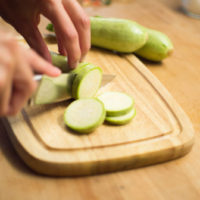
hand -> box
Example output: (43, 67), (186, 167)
(0, 0), (91, 68)
(0, 31), (61, 116)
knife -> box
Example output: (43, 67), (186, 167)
(33, 73), (115, 87)
(29, 73), (115, 106)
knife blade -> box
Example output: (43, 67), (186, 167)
(28, 73), (115, 106)
(100, 74), (115, 87)
(33, 73), (115, 87)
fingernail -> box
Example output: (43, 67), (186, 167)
(70, 61), (79, 69)
(52, 67), (61, 75)
(80, 55), (86, 62)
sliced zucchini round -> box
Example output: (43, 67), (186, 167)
(72, 64), (102, 99)
(64, 98), (105, 133)
(105, 107), (136, 125)
(98, 91), (134, 116)
(71, 62), (91, 73)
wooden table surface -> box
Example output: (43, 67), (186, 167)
(1, 0), (200, 199)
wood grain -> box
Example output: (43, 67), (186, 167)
(3, 45), (194, 176)
(1, 0), (200, 199)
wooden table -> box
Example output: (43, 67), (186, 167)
(1, 0), (200, 199)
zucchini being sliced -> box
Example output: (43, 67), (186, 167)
(50, 51), (90, 73)
(34, 74), (73, 105)
(51, 52), (68, 73)
(34, 63), (102, 105)
(72, 64), (102, 99)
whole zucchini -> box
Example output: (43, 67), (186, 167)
(47, 18), (174, 61)
(47, 17), (148, 53)
(90, 17), (148, 52)
(135, 28), (173, 61)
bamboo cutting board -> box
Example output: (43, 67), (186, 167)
(3, 44), (194, 176)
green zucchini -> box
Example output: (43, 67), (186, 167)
(46, 23), (54, 32)
(47, 18), (174, 61)
(71, 64), (102, 99)
(50, 52), (68, 73)
(34, 74), (73, 105)
(50, 52), (92, 73)
(98, 91), (134, 116)
(47, 17), (148, 53)
(135, 28), (173, 61)
(64, 98), (106, 133)
(90, 17), (148, 53)
(105, 107), (136, 125)
(33, 63), (102, 105)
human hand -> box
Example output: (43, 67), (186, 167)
(0, 31), (61, 116)
(0, 0), (91, 69)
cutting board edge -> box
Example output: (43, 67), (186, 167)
(3, 117), (194, 176)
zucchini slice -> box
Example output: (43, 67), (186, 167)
(98, 91), (134, 116)
(64, 98), (106, 133)
(72, 64), (102, 99)
(105, 107), (136, 125)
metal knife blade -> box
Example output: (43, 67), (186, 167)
(33, 74), (115, 87)
(101, 74), (115, 87)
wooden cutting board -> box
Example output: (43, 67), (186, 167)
(3, 43), (194, 176)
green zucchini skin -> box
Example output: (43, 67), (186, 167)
(97, 91), (134, 117)
(33, 62), (102, 105)
(71, 64), (102, 99)
(50, 52), (69, 72)
(50, 52), (92, 73)
(64, 98), (106, 134)
(105, 107), (136, 125)
(46, 17), (148, 53)
(47, 18), (173, 62)
(90, 17), (148, 53)
(46, 23), (54, 32)
(135, 28), (173, 61)
(33, 74), (73, 105)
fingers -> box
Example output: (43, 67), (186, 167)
(7, 61), (36, 116)
(42, 2), (81, 69)
(0, 38), (16, 116)
(0, 37), (32, 116)
(63, 0), (91, 61)
(18, 25), (52, 62)
(0, 33), (59, 116)
(41, 0), (90, 68)
(0, 57), (13, 116)
(5, 42), (37, 116)
(7, 46), (61, 116)
(56, 34), (68, 56)
(26, 48), (61, 77)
